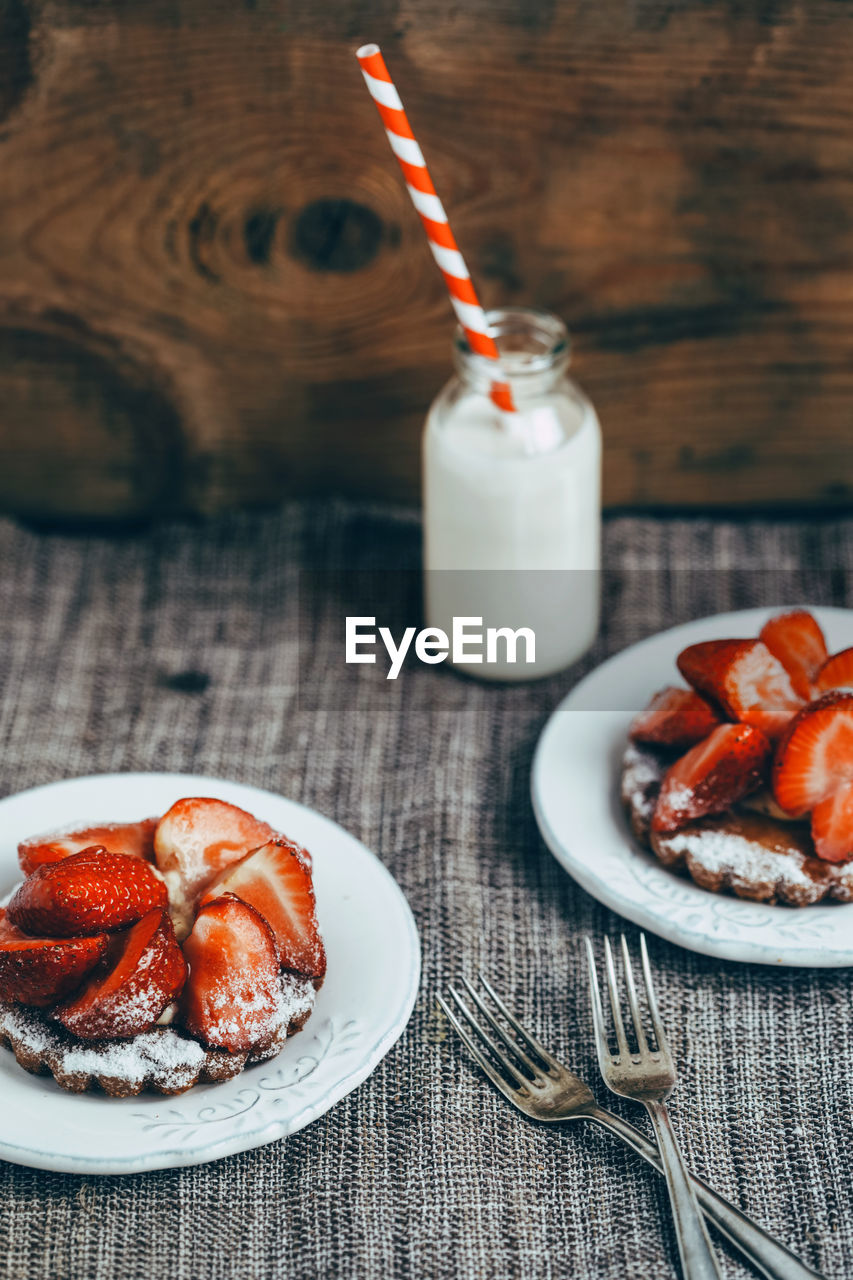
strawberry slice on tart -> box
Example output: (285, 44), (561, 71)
(771, 692), (853, 863)
(0, 910), (109, 1008)
(677, 639), (803, 739)
(772, 690), (853, 813)
(759, 610), (828, 701)
(154, 797), (281, 909)
(179, 895), (286, 1054)
(810, 781), (853, 863)
(18, 819), (157, 878)
(54, 908), (187, 1040)
(651, 723), (771, 835)
(7, 847), (168, 938)
(200, 839), (326, 983)
(814, 646), (853, 695)
(773, 692), (853, 816)
(629, 686), (723, 749)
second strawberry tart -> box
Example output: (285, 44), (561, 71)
(622, 609), (853, 906)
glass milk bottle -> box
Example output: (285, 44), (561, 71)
(423, 307), (601, 680)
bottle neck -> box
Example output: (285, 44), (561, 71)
(453, 307), (570, 399)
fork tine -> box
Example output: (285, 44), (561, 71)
(445, 985), (531, 1090)
(620, 934), (649, 1055)
(437, 995), (521, 1101)
(476, 972), (562, 1072)
(603, 937), (630, 1058)
(639, 933), (670, 1056)
(459, 977), (543, 1079)
(584, 936), (613, 1074)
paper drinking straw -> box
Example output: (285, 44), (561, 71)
(356, 43), (516, 414)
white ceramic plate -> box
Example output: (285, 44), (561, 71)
(531, 606), (853, 967)
(0, 773), (420, 1174)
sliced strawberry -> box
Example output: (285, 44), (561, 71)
(54, 908), (187, 1039)
(759, 610), (828, 701)
(810, 781), (853, 862)
(179, 895), (284, 1054)
(651, 723), (771, 835)
(629, 686), (723, 749)
(18, 818), (158, 878)
(201, 839), (325, 982)
(772, 692), (853, 816)
(814, 647), (853, 694)
(154, 798), (279, 904)
(0, 909), (109, 1008)
(7, 847), (168, 938)
(677, 639), (803, 739)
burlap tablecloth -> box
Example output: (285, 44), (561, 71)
(0, 502), (850, 1280)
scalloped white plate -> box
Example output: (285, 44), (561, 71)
(0, 773), (420, 1173)
(532, 606), (853, 967)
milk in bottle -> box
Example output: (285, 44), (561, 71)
(423, 308), (601, 680)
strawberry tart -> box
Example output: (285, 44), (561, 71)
(0, 798), (325, 1096)
(622, 609), (853, 906)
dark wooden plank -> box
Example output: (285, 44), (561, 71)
(0, 0), (851, 521)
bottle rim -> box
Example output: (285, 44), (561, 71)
(453, 307), (570, 388)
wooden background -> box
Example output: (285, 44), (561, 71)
(0, 0), (852, 524)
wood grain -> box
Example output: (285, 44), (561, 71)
(0, 0), (852, 522)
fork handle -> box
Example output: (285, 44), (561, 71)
(643, 1099), (724, 1279)
(588, 1106), (824, 1280)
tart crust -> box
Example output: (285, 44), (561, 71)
(0, 973), (315, 1097)
(621, 742), (853, 907)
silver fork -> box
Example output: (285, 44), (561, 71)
(438, 973), (823, 1280)
(586, 934), (722, 1280)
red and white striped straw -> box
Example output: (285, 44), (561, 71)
(356, 43), (515, 414)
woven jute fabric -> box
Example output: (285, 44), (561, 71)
(0, 503), (851, 1280)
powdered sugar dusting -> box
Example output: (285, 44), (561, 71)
(661, 782), (692, 811)
(92, 973), (172, 1039)
(280, 972), (315, 1025)
(662, 828), (819, 891)
(191, 966), (313, 1054)
(61, 1028), (208, 1085)
(201, 980), (281, 1049)
(621, 743), (668, 832)
(0, 1002), (57, 1054)
(0, 971), (316, 1095)
(622, 744), (663, 790)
